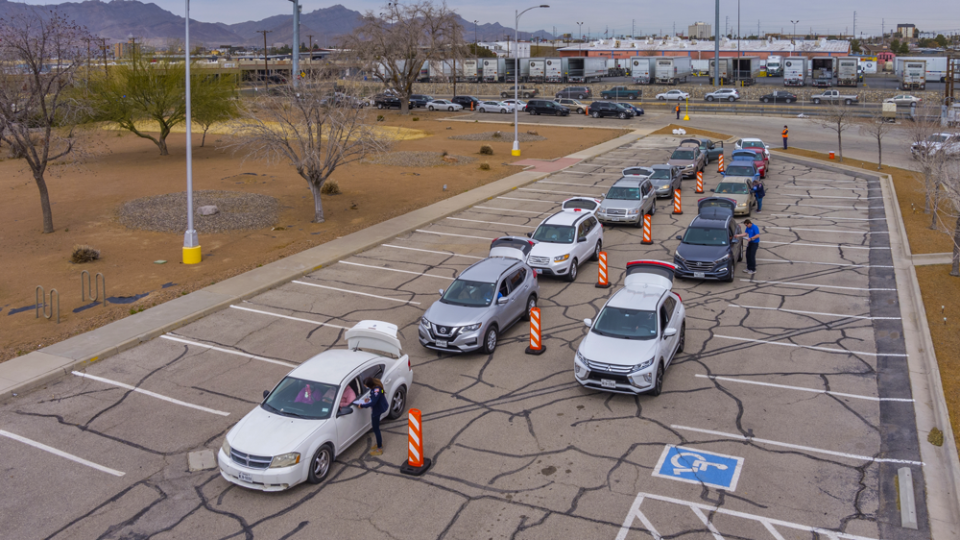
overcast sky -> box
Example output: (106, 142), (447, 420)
(24, 0), (960, 36)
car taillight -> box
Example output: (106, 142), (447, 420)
(675, 293), (682, 302)
(408, 357), (412, 371)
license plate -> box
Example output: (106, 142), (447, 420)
(436, 340), (448, 348)
(694, 272), (705, 278)
(601, 379), (616, 388)
(238, 472), (253, 483)
(534, 269), (543, 275)
(611, 217), (622, 221)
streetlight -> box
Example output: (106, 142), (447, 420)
(289, 0), (301, 87)
(577, 21), (584, 54)
(513, 4), (549, 157)
(182, 0), (200, 264)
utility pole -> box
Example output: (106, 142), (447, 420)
(714, 0), (720, 88)
(882, 19), (885, 44)
(758, 20), (760, 38)
(258, 29), (272, 92)
(577, 22), (584, 54)
(289, 0), (300, 87)
(725, 16), (729, 38)
(853, 11), (857, 42)
(632, 19), (635, 39)
(99, 38), (109, 76)
(308, 34), (313, 56)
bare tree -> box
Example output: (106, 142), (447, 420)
(811, 102), (855, 162)
(0, 10), (92, 233)
(904, 105), (948, 215)
(857, 112), (895, 169)
(227, 70), (391, 223)
(349, 1), (463, 114)
(931, 159), (960, 276)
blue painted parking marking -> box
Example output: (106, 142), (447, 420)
(652, 445), (745, 492)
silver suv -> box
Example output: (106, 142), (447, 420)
(596, 177), (657, 226)
(704, 88), (741, 102)
(418, 238), (540, 355)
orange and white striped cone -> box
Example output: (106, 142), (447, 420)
(696, 171), (704, 194)
(400, 408), (432, 476)
(672, 188), (683, 214)
(595, 251), (611, 289)
(641, 214), (653, 245)
(718, 153), (725, 173)
(525, 307), (546, 355)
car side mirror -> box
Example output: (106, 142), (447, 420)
(584, 318), (593, 327)
(720, 172), (725, 176)
(438, 288), (444, 295)
(337, 406), (354, 417)
(263, 390), (270, 399)
(578, 237), (587, 243)
(675, 235), (683, 241)
(497, 296), (509, 305)
(710, 188), (715, 192)
(525, 232), (533, 238)
(600, 193), (605, 198)
(663, 327), (678, 338)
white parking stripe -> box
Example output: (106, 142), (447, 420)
(714, 335), (908, 357)
(768, 195), (882, 200)
(727, 304), (901, 320)
(230, 304), (350, 329)
(742, 279), (896, 291)
(691, 506), (726, 540)
(414, 229), (494, 240)
(771, 214), (884, 221)
(762, 241), (888, 250)
(0, 430), (125, 477)
(381, 244), (484, 259)
(473, 206), (549, 215)
(446, 217), (534, 228)
(695, 374), (914, 402)
(537, 180), (611, 187)
(496, 196), (556, 204)
(519, 187), (601, 196)
(671, 425), (923, 465)
(763, 227), (887, 235)
(761, 204), (868, 211)
(339, 260), (455, 280)
(71, 371), (230, 416)
(293, 281), (421, 305)
(777, 187), (867, 191)
(756, 259), (891, 268)
(160, 335), (297, 368)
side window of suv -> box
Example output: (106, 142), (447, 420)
(641, 182), (652, 197)
(663, 297), (677, 321)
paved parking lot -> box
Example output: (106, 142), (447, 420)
(0, 135), (929, 539)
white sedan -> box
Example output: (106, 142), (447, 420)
(656, 89), (690, 101)
(218, 321), (413, 491)
(574, 260), (685, 395)
(501, 99), (527, 111)
(477, 100), (515, 114)
(734, 137), (772, 161)
(427, 99), (463, 111)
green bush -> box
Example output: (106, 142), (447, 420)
(377, 115), (385, 122)
(479, 162), (491, 170)
(321, 180), (341, 195)
(480, 145), (493, 155)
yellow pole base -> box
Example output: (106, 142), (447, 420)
(511, 149), (521, 157)
(683, 115), (690, 121)
(183, 246), (202, 265)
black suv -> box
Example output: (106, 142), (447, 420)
(673, 198), (743, 282)
(555, 87), (592, 99)
(451, 95), (482, 110)
(374, 94), (404, 109)
(588, 101), (634, 119)
(526, 99), (570, 116)
(409, 94), (433, 108)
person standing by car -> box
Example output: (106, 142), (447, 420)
(782, 125), (789, 150)
(358, 377), (389, 456)
(675, 104), (681, 120)
(736, 219), (760, 275)
(752, 180), (766, 212)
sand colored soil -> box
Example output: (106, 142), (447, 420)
(915, 265), (960, 451)
(0, 110), (626, 360)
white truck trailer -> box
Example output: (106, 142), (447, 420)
(654, 57), (692, 85)
(765, 55), (783, 77)
(895, 56), (950, 82)
(783, 57), (807, 86)
(836, 57), (860, 87)
(544, 58), (563, 82)
(897, 59), (927, 90)
(629, 57), (654, 84)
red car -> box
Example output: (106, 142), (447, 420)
(731, 149), (768, 179)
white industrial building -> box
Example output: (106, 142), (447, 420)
(477, 41), (532, 58)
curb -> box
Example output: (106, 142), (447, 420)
(0, 128), (651, 403)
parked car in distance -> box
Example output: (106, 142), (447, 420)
(451, 95), (482, 110)
(680, 138), (724, 164)
(656, 89), (690, 101)
(502, 99), (527, 111)
(596, 176), (657, 225)
(526, 99), (570, 116)
(409, 94), (433, 108)
(622, 166), (655, 179)
(373, 95), (404, 109)
(759, 90), (798, 104)
(556, 86), (592, 99)
(704, 88), (740, 102)
(810, 89), (859, 105)
(219, 320), (412, 491)
(619, 103), (645, 116)
(477, 101), (514, 113)
(525, 208), (603, 282)
(555, 98), (587, 114)
(711, 176), (756, 216)
(885, 94), (923, 107)
(667, 143), (706, 178)
(502, 85), (539, 98)
(673, 199), (744, 282)
(426, 99), (463, 112)
(574, 260), (686, 396)
(589, 101), (634, 119)
(730, 149), (767, 178)
(911, 132), (960, 158)
(734, 138), (772, 161)
(600, 86), (641, 100)
(419, 243), (540, 354)
(650, 164), (683, 198)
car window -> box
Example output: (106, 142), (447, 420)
(262, 377), (338, 420)
(650, 169), (671, 179)
(507, 268), (525, 291)
(578, 221), (589, 240)
(682, 226), (729, 246)
(642, 182), (652, 196)
(716, 182), (749, 194)
(725, 165), (755, 176)
(592, 307), (658, 340)
(360, 364), (384, 383)
(659, 304), (669, 331)
(606, 186), (641, 200)
(498, 279), (510, 298)
(743, 141), (764, 148)
(533, 224), (575, 243)
(441, 279), (496, 307)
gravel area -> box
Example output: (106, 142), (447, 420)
(364, 151), (476, 167)
(448, 131), (547, 142)
(118, 190), (280, 233)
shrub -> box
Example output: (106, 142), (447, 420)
(526, 130), (539, 136)
(491, 131), (502, 138)
(376, 115), (385, 122)
(441, 149), (449, 157)
(320, 180), (341, 195)
(71, 245), (100, 263)
(479, 162), (491, 170)
(480, 145), (494, 155)
(412, 117), (420, 121)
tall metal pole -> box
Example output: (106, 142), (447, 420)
(259, 30), (272, 91)
(290, 0), (300, 87)
(182, 0), (200, 264)
(513, 5), (549, 158)
(714, 0), (720, 88)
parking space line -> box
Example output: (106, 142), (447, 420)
(761, 204), (868, 211)
(728, 304), (900, 320)
(414, 229), (494, 240)
(231, 304), (350, 329)
(381, 244), (484, 259)
(763, 227), (887, 235)
(671, 425), (923, 465)
(496, 197), (556, 204)
(691, 506), (725, 540)
(160, 335), (297, 368)
(770, 214), (884, 221)
(71, 371), (230, 416)
(767, 195), (882, 200)
(0, 430), (125, 477)
(446, 217), (534, 228)
(519, 188), (601, 196)
(293, 281), (421, 305)
(742, 279), (895, 291)
(339, 260), (456, 280)
(537, 180), (611, 187)
(756, 259), (892, 268)
(695, 374), (913, 402)
(473, 206), (548, 215)
(713, 335), (907, 357)
(762, 241), (888, 250)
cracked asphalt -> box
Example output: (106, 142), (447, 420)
(0, 135), (930, 540)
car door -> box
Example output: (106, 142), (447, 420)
(585, 216), (601, 249)
(494, 277), (514, 327)
(574, 219), (591, 260)
(505, 267), (528, 321)
(641, 181), (654, 212)
(709, 141), (724, 161)
(334, 371), (370, 450)
(658, 296), (678, 364)
(358, 363), (388, 419)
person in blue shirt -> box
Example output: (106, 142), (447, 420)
(752, 180), (766, 213)
(358, 377), (389, 456)
(735, 219), (761, 275)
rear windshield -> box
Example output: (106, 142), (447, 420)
(606, 187), (641, 200)
(682, 227), (729, 246)
(725, 166), (755, 176)
(716, 182), (750, 195)
(671, 150), (695, 160)
(742, 141), (764, 148)
(532, 224), (575, 243)
(441, 279), (496, 307)
(592, 307), (658, 340)
(623, 168), (651, 177)
(650, 169), (672, 179)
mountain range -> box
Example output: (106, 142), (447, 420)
(0, 0), (556, 47)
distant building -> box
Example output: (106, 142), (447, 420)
(688, 22), (711, 39)
(477, 41), (531, 58)
(558, 36), (851, 61)
(113, 39), (139, 59)
(897, 24), (916, 38)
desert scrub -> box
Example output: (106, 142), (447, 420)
(480, 145), (493, 155)
(71, 245), (101, 263)
(479, 162), (491, 170)
(321, 180), (341, 195)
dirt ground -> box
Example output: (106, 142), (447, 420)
(916, 265), (960, 451)
(0, 110), (626, 361)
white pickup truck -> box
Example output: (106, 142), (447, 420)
(810, 89), (860, 105)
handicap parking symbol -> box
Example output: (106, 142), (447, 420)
(652, 445), (745, 492)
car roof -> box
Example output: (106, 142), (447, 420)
(731, 150), (759, 159)
(541, 210), (588, 226)
(612, 177), (645, 187)
(289, 349), (382, 384)
(651, 164), (673, 170)
(459, 257), (520, 283)
(677, 142), (699, 148)
(690, 215), (730, 228)
(608, 263), (674, 309)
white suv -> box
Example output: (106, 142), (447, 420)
(704, 88), (740, 102)
(526, 204), (603, 282)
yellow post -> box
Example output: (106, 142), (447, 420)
(683, 98), (689, 121)
(183, 246), (202, 264)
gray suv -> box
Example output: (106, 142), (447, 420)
(418, 238), (540, 355)
(650, 164), (683, 198)
(596, 177), (657, 226)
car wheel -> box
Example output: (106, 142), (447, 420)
(592, 240), (601, 261)
(482, 326), (498, 354)
(565, 259), (578, 282)
(813, 98), (821, 104)
(387, 385), (407, 420)
(677, 322), (686, 353)
(707, 96), (715, 102)
(555, 110), (562, 116)
(649, 362), (665, 397)
(501, 109), (507, 114)
(844, 99), (852, 105)
(428, 106), (435, 111)
(576, 108), (583, 114)
(377, 103), (384, 109)
(523, 294), (537, 321)
(307, 444), (333, 484)
(523, 93), (530, 98)
(619, 112), (627, 119)
(448, 106), (454, 111)
(762, 97), (770, 103)
(658, 96), (665, 101)
(478, 108), (485, 113)
(591, 111), (600, 118)
(728, 96), (735, 102)
(578, 94), (584, 99)
(737, 242), (743, 262)
(785, 99), (792, 104)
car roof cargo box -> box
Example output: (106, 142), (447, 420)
(624, 260), (675, 290)
(490, 236), (535, 260)
(697, 197), (737, 218)
(346, 320), (402, 358)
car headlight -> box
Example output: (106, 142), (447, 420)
(269, 452), (301, 468)
(661, 184), (670, 190)
(674, 252), (687, 262)
(684, 164), (694, 169)
(221, 437), (231, 456)
(462, 322), (482, 332)
(554, 254), (570, 262)
(630, 358), (655, 373)
(627, 208), (641, 215)
(420, 317), (430, 327)
(714, 254), (730, 264)
(737, 202), (747, 207)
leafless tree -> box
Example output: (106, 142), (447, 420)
(930, 159), (960, 276)
(0, 10), (92, 233)
(349, 1), (463, 114)
(811, 102), (855, 163)
(857, 112), (896, 169)
(905, 105), (949, 216)
(226, 70), (391, 223)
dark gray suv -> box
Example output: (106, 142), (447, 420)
(555, 87), (592, 99)
(526, 99), (570, 116)
(673, 198), (743, 282)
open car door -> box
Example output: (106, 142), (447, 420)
(709, 140), (724, 161)
(697, 197), (737, 219)
(489, 236), (536, 261)
(561, 197), (602, 215)
(624, 260), (675, 291)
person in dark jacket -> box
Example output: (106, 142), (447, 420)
(752, 180), (766, 212)
(358, 377), (389, 456)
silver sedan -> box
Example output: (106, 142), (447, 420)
(477, 101), (515, 114)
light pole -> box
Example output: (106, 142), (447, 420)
(791, 20), (799, 48)
(513, 4), (549, 157)
(289, 0), (300, 87)
(182, 0), (200, 264)
(577, 22), (584, 54)
(714, 0), (719, 88)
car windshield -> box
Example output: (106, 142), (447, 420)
(716, 182), (750, 194)
(433, 100), (448, 104)
(592, 307), (658, 340)
(683, 227), (729, 246)
(650, 169), (672, 180)
(671, 150), (695, 160)
(928, 135), (948, 142)
(742, 141), (764, 148)
(532, 224), (575, 243)
(262, 377), (338, 420)
(606, 187), (642, 200)
(725, 166), (756, 177)
(441, 279), (496, 307)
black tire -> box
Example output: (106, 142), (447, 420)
(591, 111), (600, 118)
(813, 98), (821, 104)
(307, 444), (334, 484)
(737, 242), (743, 262)
(501, 93), (507, 98)
(577, 94), (584, 99)
(658, 96), (665, 101)
(651, 202), (657, 215)
(592, 240), (601, 261)
(387, 385), (407, 420)
(565, 259), (578, 282)
(523, 294), (537, 321)
(523, 93), (530, 98)
(377, 103), (384, 109)
(482, 326), (499, 354)
(576, 108), (584, 114)
(618, 112), (626, 119)
(478, 108), (485, 113)
(677, 322), (686, 353)
(762, 97), (770, 103)
(501, 109), (507, 114)
(785, 99), (792, 104)
(428, 106), (435, 111)
(844, 99), (852, 105)
(448, 106), (454, 111)
(649, 362), (665, 396)
(707, 96), (715, 102)
(555, 110), (561, 116)
(728, 96), (735, 102)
